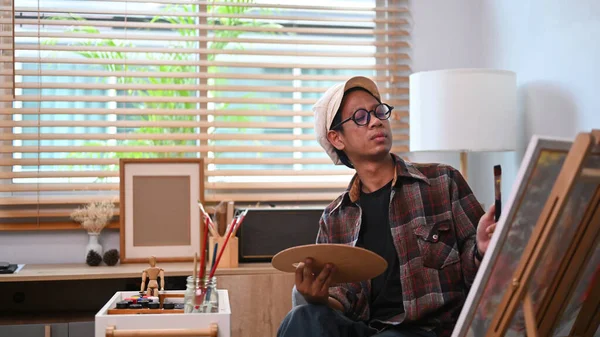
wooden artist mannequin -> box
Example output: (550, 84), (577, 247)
(140, 256), (164, 297)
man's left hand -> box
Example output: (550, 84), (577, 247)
(476, 204), (497, 256)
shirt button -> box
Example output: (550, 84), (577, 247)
(432, 234), (439, 241)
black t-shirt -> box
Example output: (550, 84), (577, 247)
(356, 180), (404, 322)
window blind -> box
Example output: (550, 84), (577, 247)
(0, 0), (410, 229)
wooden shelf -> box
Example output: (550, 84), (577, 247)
(0, 262), (283, 283)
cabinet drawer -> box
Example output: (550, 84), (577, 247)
(69, 321), (94, 337)
(0, 323), (68, 337)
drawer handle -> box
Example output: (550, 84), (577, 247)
(105, 323), (218, 337)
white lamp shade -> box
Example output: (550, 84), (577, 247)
(409, 69), (517, 152)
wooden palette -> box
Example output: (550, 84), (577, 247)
(271, 244), (387, 284)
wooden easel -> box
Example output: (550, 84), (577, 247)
(486, 130), (600, 337)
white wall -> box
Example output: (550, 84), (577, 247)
(481, 0), (599, 139)
(0, 230), (120, 264)
(409, 0), (599, 209)
(407, 0), (484, 172)
(470, 0), (600, 207)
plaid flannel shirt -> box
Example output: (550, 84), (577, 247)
(318, 154), (484, 337)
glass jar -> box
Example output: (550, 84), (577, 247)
(200, 276), (219, 313)
(183, 275), (201, 313)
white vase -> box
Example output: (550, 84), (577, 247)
(85, 232), (103, 260)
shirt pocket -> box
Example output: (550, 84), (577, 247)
(412, 217), (460, 270)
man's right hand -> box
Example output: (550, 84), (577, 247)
(295, 258), (335, 305)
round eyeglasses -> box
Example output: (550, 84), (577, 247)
(331, 103), (393, 130)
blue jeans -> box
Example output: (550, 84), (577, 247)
(280, 288), (436, 337)
(277, 304), (437, 337)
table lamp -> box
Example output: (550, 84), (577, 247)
(409, 69), (517, 181)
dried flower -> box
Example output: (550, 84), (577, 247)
(70, 200), (115, 234)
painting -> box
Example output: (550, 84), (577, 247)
(552, 248), (600, 336)
(529, 151), (600, 336)
(453, 135), (576, 337)
(119, 158), (205, 263)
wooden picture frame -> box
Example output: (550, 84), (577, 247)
(453, 130), (600, 337)
(119, 158), (205, 263)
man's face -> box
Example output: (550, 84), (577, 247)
(330, 89), (393, 163)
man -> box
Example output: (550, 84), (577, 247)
(277, 77), (496, 337)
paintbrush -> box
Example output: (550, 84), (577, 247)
(204, 242), (219, 313)
(231, 209), (249, 237)
(196, 216), (210, 307)
(211, 243), (219, 271)
(198, 201), (219, 237)
(193, 252), (198, 285)
(209, 216), (238, 279)
(192, 252), (198, 309)
(494, 165), (502, 223)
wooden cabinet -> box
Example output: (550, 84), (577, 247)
(68, 322), (94, 337)
(0, 322), (94, 337)
(0, 263), (295, 337)
(0, 323), (68, 337)
(219, 272), (294, 337)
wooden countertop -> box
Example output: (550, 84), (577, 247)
(0, 262), (283, 282)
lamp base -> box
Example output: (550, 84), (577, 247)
(460, 151), (468, 182)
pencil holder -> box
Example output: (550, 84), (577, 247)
(209, 236), (239, 269)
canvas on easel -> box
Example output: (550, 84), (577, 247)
(452, 130), (600, 337)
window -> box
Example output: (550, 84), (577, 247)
(0, 0), (410, 229)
